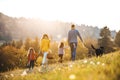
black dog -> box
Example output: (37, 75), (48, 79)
(91, 44), (104, 57)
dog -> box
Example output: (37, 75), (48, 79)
(91, 44), (104, 57)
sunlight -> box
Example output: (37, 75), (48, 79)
(63, 38), (67, 42)
(0, 0), (120, 31)
(57, 35), (62, 39)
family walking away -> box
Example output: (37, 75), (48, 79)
(27, 24), (85, 72)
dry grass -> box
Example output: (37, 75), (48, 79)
(0, 51), (120, 80)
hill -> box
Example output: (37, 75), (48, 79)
(0, 12), (116, 41)
(0, 51), (120, 80)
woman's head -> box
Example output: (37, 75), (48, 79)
(42, 34), (49, 39)
(59, 42), (64, 48)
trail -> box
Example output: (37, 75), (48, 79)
(0, 57), (104, 79)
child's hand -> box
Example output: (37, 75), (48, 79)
(48, 49), (52, 54)
(64, 46), (69, 49)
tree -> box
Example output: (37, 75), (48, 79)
(11, 40), (16, 47)
(98, 26), (114, 53)
(16, 39), (23, 49)
(2, 32), (12, 42)
(24, 37), (31, 51)
(31, 37), (40, 52)
(115, 30), (120, 47)
(100, 26), (111, 38)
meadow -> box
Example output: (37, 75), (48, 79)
(0, 50), (120, 80)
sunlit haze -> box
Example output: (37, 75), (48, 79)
(0, 0), (120, 31)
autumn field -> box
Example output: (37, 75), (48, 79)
(0, 50), (120, 80)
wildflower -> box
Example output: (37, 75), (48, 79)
(83, 60), (87, 64)
(5, 75), (8, 78)
(58, 68), (61, 71)
(69, 64), (73, 68)
(21, 70), (27, 76)
(38, 69), (41, 72)
(10, 74), (14, 77)
(68, 63), (73, 71)
(102, 63), (105, 66)
(97, 61), (100, 65)
(90, 61), (95, 65)
(69, 74), (76, 80)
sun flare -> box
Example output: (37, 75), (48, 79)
(0, 0), (120, 31)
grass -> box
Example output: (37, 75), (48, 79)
(0, 51), (120, 80)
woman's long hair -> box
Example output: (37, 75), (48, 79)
(59, 42), (64, 48)
(42, 34), (49, 39)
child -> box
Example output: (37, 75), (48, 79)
(58, 42), (65, 63)
(27, 47), (36, 71)
(40, 34), (50, 67)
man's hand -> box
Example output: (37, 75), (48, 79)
(81, 42), (86, 48)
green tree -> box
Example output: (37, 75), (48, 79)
(4, 33), (12, 42)
(100, 26), (111, 38)
(98, 26), (114, 53)
(115, 30), (120, 47)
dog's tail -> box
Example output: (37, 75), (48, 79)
(91, 44), (96, 50)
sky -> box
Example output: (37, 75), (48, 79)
(0, 0), (120, 31)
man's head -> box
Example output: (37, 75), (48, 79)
(71, 24), (75, 29)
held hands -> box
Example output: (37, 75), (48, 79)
(64, 46), (69, 49)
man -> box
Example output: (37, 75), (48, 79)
(68, 24), (84, 61)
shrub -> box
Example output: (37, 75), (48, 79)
(76, 41), (88, 59)
(0, 46), (27, 72)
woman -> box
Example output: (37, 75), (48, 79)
(40, 34), (50, 67)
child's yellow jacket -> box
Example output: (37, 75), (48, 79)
(40, 39), (50, 52)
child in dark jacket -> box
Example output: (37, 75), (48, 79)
(27, 47), (36, 70)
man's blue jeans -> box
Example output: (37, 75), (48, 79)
(70, 43), (77, 61)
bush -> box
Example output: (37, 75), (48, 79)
(76, 41), (88, 59)
(0, 46), (27, 72)
(84, 38), (98, 57)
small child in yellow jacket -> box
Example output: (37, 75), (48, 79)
(40, 34), (50, 67)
